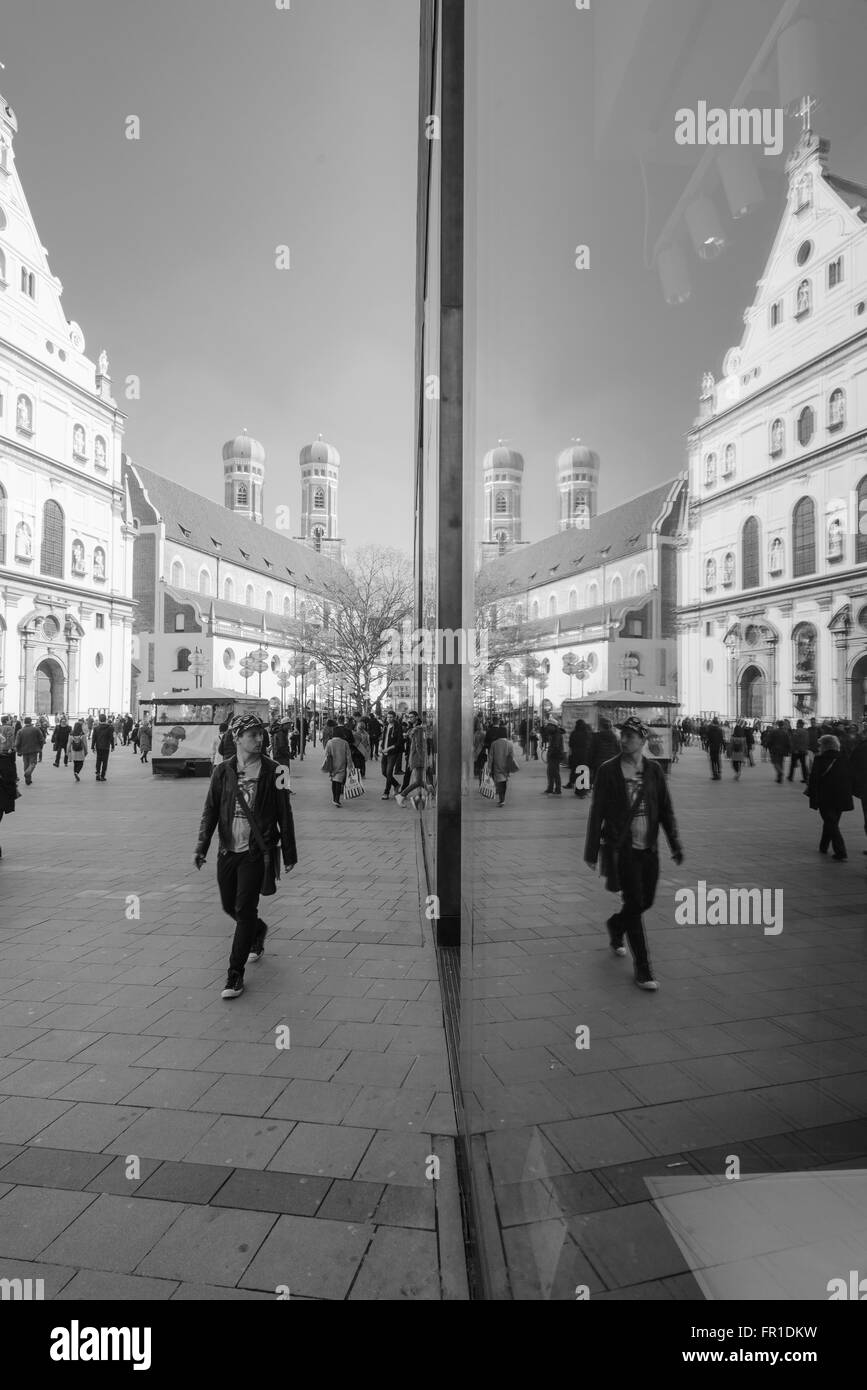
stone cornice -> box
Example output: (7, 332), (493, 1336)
(0, 436), (121, 499)
(688, 428), (867, 514)
(678, 565), (867, 617)
(0, 334), (125, 424)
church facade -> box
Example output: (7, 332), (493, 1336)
(0, 90), (135, 717)
(678, 127), (867, 723)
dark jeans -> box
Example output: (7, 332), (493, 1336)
(381, 751), (400, 796)
(860, 795), (867, 838)
(609, 846), (659, 977)
(546, 758), (562, 793)
(22, 753), (38, 781)
(708, 749), (722, 779)
(819, 813), (847, 858)
(332, 779), (344, 804)
(788, 751), (808, 781)
(95, 749), (110, 779)
(217, 848), (268, 976)
(53, 750), (68, 766)
(496, 780), (507, 804)
(771, 753), (785, 782)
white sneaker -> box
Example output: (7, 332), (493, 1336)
(395, 794), (406, 807)
(635, 976), (659, 992)
(221, 976), (245, 1000)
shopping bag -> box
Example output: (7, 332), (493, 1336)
(479, 774), (496, 800)
(344, 769), (365, 800)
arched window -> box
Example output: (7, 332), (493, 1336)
(245, 584), (255, 607)
(704, 453), (717, 487)
(313, 488), (325, 510)
(224, 576), (234, 602)
(548, 595), (557, 617)
(92, 546), (106, 581)
(587, 581), (599, 607)
(723, 444), (736, 477)
(796, 279), (811, 317)
(568, 588), (578, 611)
(857, 475), (867, 565)
(20, 267), (35, 298)
(198, 568), (211, 595)
(497, 532), (507, 557)
(531, 600), (540, 620)
(40, 499), (64, 578)
(495, 492), (508, 514)
(313, 527), (324, 554)
(265, 590), (274, 613)
(170, 559), (185, 589)
(176, 648), (191, 673)
(236, 483), (248, 508)
(770, 419), (784, 457)
(0, 482), (6, 565)
(283, 594), (292, 616)
(634, 569), (647, 596)
(742, 517), (760, 590)
(610, 575), (622, 602)
(828, 389), (845, 430)
(704, 558), (717, 590)
(797, 406), (815, 448)
(792, 497), (816, 577)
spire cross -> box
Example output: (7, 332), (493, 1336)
(798, 94), (818, 135)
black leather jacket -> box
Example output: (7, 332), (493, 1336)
(195, 755), (297, 867)
(585, 755), (682, 865)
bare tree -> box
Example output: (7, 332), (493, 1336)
(305, 547), (414, 709)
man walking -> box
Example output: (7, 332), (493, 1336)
(193, 712), (297, 1000)
(788, 719), (809, 782)
(380, 710), (403, 800)
(767, 721), (791, 784)
(15, 717), (44, 786)
(706, 718), (725, 780)
(850, 721), (867, 856)
(543, 718), (564, 795)
(91, 712), (115, 781)
(584, 716), (684, 991)
(52, 715), (71, 767)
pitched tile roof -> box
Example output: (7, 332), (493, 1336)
(477, 478), (686, 603)
(124, 458), (353, 603)
(165, 584), (310, 642)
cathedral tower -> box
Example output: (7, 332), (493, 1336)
(297, 435), (344, 562)
(223, 432), (265, 524)
(557, 441), (600, 531)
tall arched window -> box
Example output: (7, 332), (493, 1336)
(199, 568), (211, 595)
(828, 389), (845, 430)
(857, 475), (867, 566)
(176, 648), (191, 673)
(634, 569), (647, 596)
(495, 493), (508, 514)
(224, 576), (234, 602)
(742, 517), (760, 590)
(40, 500), (64, 578)
(0, 482), (6, 565)
(283, 594), (293, 616)
(170, 559), (185, 589)
(548, 595), (557, 617)
(792, 497), (816, 577)
(245, 584), (255, 607)
(705, 557), (717, 590)
(568, 588), (578, 611)
(313, 488), (325, 510)
(313, 528), (324, 553)
(610, 575), (622, 602)
(587, 581), (599, 607)
(531, 600), (540, 620)
(236, 483), (249, 508)
(265, 590), (274, 613)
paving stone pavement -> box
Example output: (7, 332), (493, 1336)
(465, 744), (867, 1299)
(0, 746), (466, 1301)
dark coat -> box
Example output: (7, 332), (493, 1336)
(545, 725), (565, 761)
(195, 755), (297, 868)
(585, 756), (682, 874)
(15, 725), (44, 756)
(767, 728), (791, 757)
(0, 751), (19, 814)
(850, 740), (867, 799)
(807, 751), (854, 816)
(589, 729), (619, 771)
(705, 724), (725, 753)
(569, 723), (592, 764)
(52, 724), (71, 749)
(91, 723), (115, 752)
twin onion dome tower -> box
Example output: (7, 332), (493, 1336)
(480, 439), (601, 565)
(222, 430), (344, 563)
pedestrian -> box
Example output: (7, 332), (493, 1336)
(706, 718), (725, 780)
(589, 718), (619, 788)
(849, 722), (867, 855)
(472, 720), (487, 782)
(91, 712), (115, 781)
(15, 716), (44, 786)
(584, 716), (684, 992)
(767, 721), (791, 784)
(194, 712), (297, 1000)
(806, 733), (854, 862)
(69, 720), (88, 781)
(744, 723), (755, 767)
(322, 723), (351, 807)
(52, 714), (71, 767)
(728, 723), (747, 780)
(353, 719), (371, 778)
(139, 719), (152, 764)
(397, 712), (426, 801)
(543, 718), (564, 795)
(487, 724), (518, 806)
(380, 710), (403, 800)
(788, 720), (809, 782)
(270, 717), (291, 768)
(0, 723), (20, 858)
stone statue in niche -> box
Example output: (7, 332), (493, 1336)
(771, 420), (784, 454)
(723, 553), (734, 585)
(797, 281), (811, 315)
(15, 520), (32, 558)
(795, 628), (816, 679)
(16, 396), (32, 432)
(95, 436), (106, 467)
(73, 425), (86, 457)
(93, 548), (106, 581)
(828, 517), (843, 559)
(701, 372), (715, 396)
(770, 537), (783, 572)
(72, 540), (85, 575)
(98, 350), (109, 376)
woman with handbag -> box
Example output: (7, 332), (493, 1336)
(487, 725), (519, 806)
(323, 726), (351, 807)
(193, 713), (297, 1000)
(584, 717), (683, 991)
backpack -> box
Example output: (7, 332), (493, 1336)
(71, 735), (85, 754)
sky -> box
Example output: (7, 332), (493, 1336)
(4, 0), (867, 553)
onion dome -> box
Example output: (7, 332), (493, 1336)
(300, 435), (340, 468)
(557, 443), (600, 477)
(222, 432), (265, 465)
(483, 445), (524, 472)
